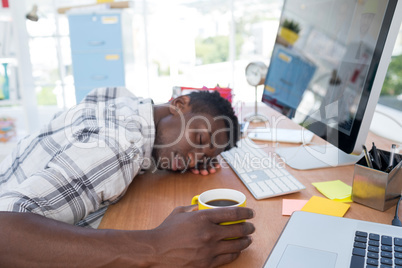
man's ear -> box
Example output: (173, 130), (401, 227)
(169, 95), (191, 115)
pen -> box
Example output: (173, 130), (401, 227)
(363, 145), (373, 169)
(240, 121), (249, 136)
(385, 144), (396, 173)
(371, 142), (382, 170)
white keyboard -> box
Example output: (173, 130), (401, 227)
(221, 138), (305, 200)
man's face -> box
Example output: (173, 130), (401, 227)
(152, 109), (230, 171)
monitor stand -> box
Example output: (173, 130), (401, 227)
(275, 143), (363, 170)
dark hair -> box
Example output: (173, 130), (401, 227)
(187, 90), (239, 151)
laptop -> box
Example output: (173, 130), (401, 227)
(264, 211), (402, 268)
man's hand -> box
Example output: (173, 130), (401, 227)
(190, 157), (221, 176)
(0, 206), (254, 268)
(147, 205), (255, 267)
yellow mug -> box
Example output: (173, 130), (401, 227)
(191, 188), (247, 225)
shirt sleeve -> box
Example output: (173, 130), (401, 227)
(0, 87), (152, 226)
(0, 133), (143, 225)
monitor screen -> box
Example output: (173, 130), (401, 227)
(262, 0), (401, 155)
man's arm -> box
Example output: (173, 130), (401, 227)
(0, 206), (255, 268)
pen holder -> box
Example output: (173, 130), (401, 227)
(352, 149), (402, 211)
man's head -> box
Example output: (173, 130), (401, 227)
(152, 91), (239, 171)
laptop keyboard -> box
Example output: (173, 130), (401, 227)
(220, 138), (305, 200)
(351, 230), (402, 268)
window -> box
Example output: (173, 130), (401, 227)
(380, 23), (402, 110)
(136, 0), (282, 104)
(26, 0), (72, 107)
(23, 0), (402, 125)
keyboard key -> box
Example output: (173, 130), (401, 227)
(257, 181), (273, 195)
(382, 245), (392, 252)
(271, 169), (283, 177)
(265, 180), (281, 194)
(395, 238), (402, 247)
(367, 252), (379, 259)
(395, 246), (402, 253)
(368, 245), (379, 252)
(396, 258), (402, 265)
(352, 247), (366, 257)
(350, 255), (365, 268)
(263, 169), (275, 179)
(248, 146), (265, 159)
(381, 251), (392, 258)
(356, 231), (368, 238)
(355, 236), (367, 243)
(248, 183), (263, 197)
(370, 233), (380, 241)
(395, 252), (402, 259)
(366, 258), (379, 266)
(382, 236), (393, 246)
(241, 173), (252, 183)
(354, 242), (367, 249)
(280, 176), (298, 191)
(369, 240), (380, 246)
(288, 176), (304, 189)
(273, 178), (289, 192)
(249, 174), (258, 179)
(381, 257), (393, 265)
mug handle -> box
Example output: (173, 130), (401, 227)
(191, 195), (200, 205)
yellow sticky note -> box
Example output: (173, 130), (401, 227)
(282, 199), (309, 216)
(334, 196), (353, 203)
(301, 196), (350, 217)
(312, 180), (352, 202)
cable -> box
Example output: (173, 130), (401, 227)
(392, 195), (402, 227)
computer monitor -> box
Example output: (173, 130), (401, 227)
(262, 0), (402, 170)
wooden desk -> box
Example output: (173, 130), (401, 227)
(99, 109), (396, 268)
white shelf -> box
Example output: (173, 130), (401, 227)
(0, 8), (12, 19)
(1, 1), (40, 133)
(0, 99), (21, 106)
(0, 57), (17, 64)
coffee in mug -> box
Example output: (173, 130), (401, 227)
(205, 199), (239, 207)
(191, 188), (246, 225)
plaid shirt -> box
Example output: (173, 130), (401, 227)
(0, 87), (155, 228)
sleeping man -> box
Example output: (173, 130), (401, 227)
(0, 87), (255, 268)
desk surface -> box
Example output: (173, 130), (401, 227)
(99, 108), (396, 268)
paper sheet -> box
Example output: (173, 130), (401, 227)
(312, 180), (352, 202)
(301, 196), (350, 217)
(282, 199), (309, 216)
